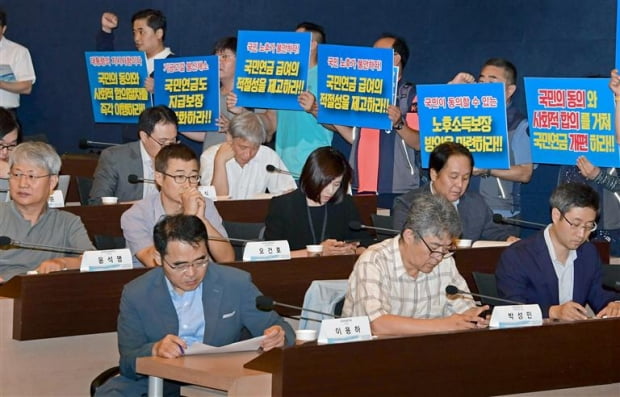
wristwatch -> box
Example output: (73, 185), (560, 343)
(393, 118), (404, 130)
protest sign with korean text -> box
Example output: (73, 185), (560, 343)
(316, 44), (393, 130)
(234, 30), (311, 110)
(154, 56), (219, 132)
(85, 51), (149, 123)
(417, 82), (509, 169)
(525, 77), (618, 167)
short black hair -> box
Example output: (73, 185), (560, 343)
(154, 143), (197, 173)
(0, 107), (19, 140)
(377, 33), (410, 70)
(137, 105), (178, 137)
(213, 36), (237, 55)
(153, 214), (208, 257)
(296, 21), (326, 44)
(482, 58), (517, 85)
(550, 182), (599, 214)
(0, 9), (6, 27)
(429, 142), (473, 172)
(300, 146), (351, 204)
(131, 9), (167, 40)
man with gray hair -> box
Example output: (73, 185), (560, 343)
(343, 193), (488, 335)
(200, 112), (296, 199)
(0, 142), (94, 281)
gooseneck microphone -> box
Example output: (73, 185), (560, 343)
(445, 285), (524, 306)
(128, 174), (155, 184)
(265, 164), (300, 178)
(0, 236), (86, 255)
(79, 139), (119, 149)
(256, 295), (340, 319)
(492, 214), (546, 230)
(348, 221), (399, 235)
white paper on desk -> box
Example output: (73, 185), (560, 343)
(185, 335), (265, 355)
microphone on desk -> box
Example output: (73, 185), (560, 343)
(348, 221), (399, 235)
(256, 295), (340, 321)
(207, 235), (260, 245)
(0, 235), (86, 255)
(79, 139), (119, 149)
(127, 174), (155, 184)
(445, 285), (524, 306)
(492, 214), (546, 230)
(265, 164), (300, 179)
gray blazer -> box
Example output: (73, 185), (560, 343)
(88, 141), (143, 205)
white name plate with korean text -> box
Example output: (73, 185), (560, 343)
(490, 304), (543, 328)
(47, 190), (64, 208)
(80, 248), (133, 272)
(318, 316), (372, 344)
(243, 240), (290, 262)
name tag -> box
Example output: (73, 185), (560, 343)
(490, 304), (543, 328)
(80, 248), (133, 272)
(47, 190), (64, 208)
(318, 316), (372, 344)
(242, 240), (290, 262)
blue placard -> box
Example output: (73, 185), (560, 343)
(84, 51), (149, 123)
(616, 0), (620, 68)
(234, 30), (311, 110)
(525, 77), (619, 167)
(153, 56), (219, 132)
(417, 83), (509, 169)
(316, 44), (393, 130)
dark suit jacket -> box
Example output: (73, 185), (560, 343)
(392, 184), (513, 241)
(89, 141), (143, 204)
(264, 189), (372, 250)
(496, 232), (619, 317)
(104, 264), (294, 396)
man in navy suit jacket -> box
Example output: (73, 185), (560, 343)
(96, 214), (294, 396)
(496, 183), (620, 320)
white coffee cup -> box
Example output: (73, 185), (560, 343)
(306, 244), (323, 257)
(456, 239), (473, 248)
(101, 196), (118, 205)
(295, 329), (317, 344)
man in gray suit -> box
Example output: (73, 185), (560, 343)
(95, 214), (294, 396)
(88, 105), (178, 204)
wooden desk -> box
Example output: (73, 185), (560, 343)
(60, 194), (377, 241)
(0, 243), (609, 340)
(136, 318), (620, 396)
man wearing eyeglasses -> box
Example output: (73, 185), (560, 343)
(121, 143), (234, 267)
(496, 182), (620, 320)
(95, 214), (293, 396)
(342, 193), (489, 335)
(89, 105), (179, 205)
(0, 142), (94, 282)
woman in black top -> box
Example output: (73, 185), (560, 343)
(264, 147), (370, 257)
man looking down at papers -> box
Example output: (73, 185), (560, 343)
(342, 193), (489, 335)
(95, 214), (294, 397)
(496, 183), (620, 320)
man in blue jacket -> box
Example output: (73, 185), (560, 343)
(496, 183), (620, 320)
(96, 214), (294, 396)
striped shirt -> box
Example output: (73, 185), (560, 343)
(342, 235), (475, 321)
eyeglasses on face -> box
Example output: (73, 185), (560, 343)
(415, 230), (455, 259)
(161, 172), (201, 184)
(0, 143), (17, 151)
(163, 257), (208, 272)
(9, 172), (52, 182)
(560, 212), (597, 233)
(148, 134), (179, 147)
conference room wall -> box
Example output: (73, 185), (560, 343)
(1, 0), (615, 228)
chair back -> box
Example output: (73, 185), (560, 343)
(472, 272), (506, 306)
(222, 221), (265, 261)
(370, 213), (396, 241)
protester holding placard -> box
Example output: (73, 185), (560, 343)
(392, 142), (517, 242)
(343, 193), (489, 335)
(496, 183), (620, 320)
(450, 58), (533, 235)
